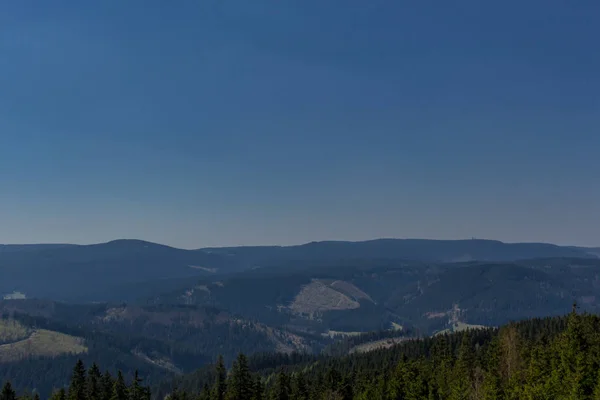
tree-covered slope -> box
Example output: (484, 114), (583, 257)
(1, 238), (596, 302)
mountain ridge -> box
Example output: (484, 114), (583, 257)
(1, 238), (597, 303)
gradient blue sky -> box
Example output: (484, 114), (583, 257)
(1, 1), (599, 248)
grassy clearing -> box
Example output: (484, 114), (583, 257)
(0, 319), (32, 345)
(290, 280), (360, 316)
(0, 329), (87, 363)
(435, 321), (488, 336)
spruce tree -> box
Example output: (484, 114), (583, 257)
(101, 372), (114, 400)
(213, 355), (227, 400)
(227, 354), (253, 400)
(404, 361), (428, 400)
(68, 360), (87, 400)
(271, 371), (290, 400)
(449, 334), (473, 400)
(0, 382), (16, 400)
(110, 372), (128, 400)
(251, 377), (264, 400)
(129, 371), (148, 400)
(593, 368), (600, 400)
(50, 389), (67, 400)
(198, 384), (211, 400)
(87, 363), (102, 400)
(290, 373), (308, 400)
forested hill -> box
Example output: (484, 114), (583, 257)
(1, 238), (597, 302)
(3, 311), (600, 399)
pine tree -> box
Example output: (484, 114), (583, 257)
(129, 371), (148, 400)
(50, 389), (67, 400)
(227, 354), (253, 400)
(271, 371), (290, 400)
(290, 373), (308, 400)
(198, 384), (211, 400)
(324, 368), (342, 394)
(0, 382), (16, 400)
(33, 393), (41, 400)
(68, 360), (87, 400)
(404, 361), (428, 400)
(87, 363), (102, 400)
(251, 377), (264, 400)
(168, 385), (181, 400)
(19, 391), (33, 400)
(389, 354), (407, 400)
(449, 334), (474, 400)
(213, 355), (227, 400)
(593, 368), (600, 400)
(101, 372), (114, 400)
(110, 371), (128, 400)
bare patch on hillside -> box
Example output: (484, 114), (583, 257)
(329, 281), (375, 304)
(288, 280), (361, 316)
(133, 351), (181, 373)
(349, 337), (408, 354)
(391, 322), (403, 331)
(425, 312), (447, 319)
(0, 319), (32, 345)
(188, 265), (217, 273)
(0, 329), (86, 362)
(2, 291), (27, 300)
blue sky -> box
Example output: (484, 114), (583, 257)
(1, 1), (599, 248)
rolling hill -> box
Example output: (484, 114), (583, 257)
(1, 238), (597, 302)
(0, 240), (229, 302)
(154, 256), (600, 335)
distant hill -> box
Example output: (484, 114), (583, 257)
(201, 238), (597, 269)
(0, 239), (229, 302)
(0, 238), (596, 302)
(156, 256), (600, 335)
(0, 244), (76, 253)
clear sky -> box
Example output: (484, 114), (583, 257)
(1, 1), (599, 248)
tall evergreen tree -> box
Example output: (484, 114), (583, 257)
(290, 373), (308, 400)
(68, 360), (87, 400)
(213, 355), (227, 400)
(593, 368), (600, 400)
(101, 372), (114, 400)
(198, 384), (211, 400)
(227, 354), (253, 400)
(50, 389), (67, 400)
(87, 363), (102, 400)
(251, 377), (264, 400)
(0, 382), (16, 400)
(271, 371), (290, 400)
(129, 371), (148, 400)
(110, 371), (128, 400)
(449, 334), (474, 400)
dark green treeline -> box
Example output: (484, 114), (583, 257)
(3, 311), (600, 399)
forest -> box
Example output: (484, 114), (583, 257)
(2, 309), (600, 400)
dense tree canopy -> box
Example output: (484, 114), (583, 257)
(3, 312), (600, 399)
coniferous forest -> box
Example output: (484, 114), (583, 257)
(2, 310), (600, 400)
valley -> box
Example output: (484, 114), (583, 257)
(0, 238), (599, 397)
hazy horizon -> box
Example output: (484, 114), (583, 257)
(0, 236), (597, 251)
(2, 1), (599, 248)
